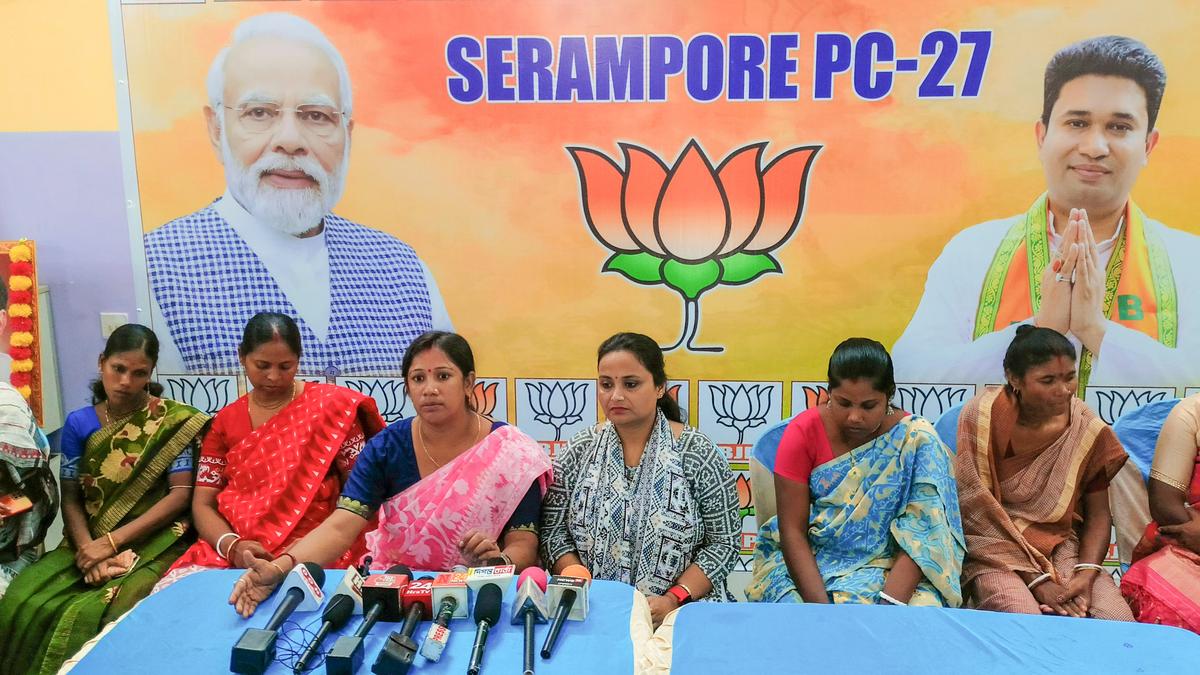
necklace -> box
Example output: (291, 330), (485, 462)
(251, 381), (298, 411)
(416, 413), (486, 469)
(103, 395), (150, 426)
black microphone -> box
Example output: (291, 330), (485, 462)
(540, 567), (592, 660)
(295, 593), (355, 673)
(467, 584), (503, 675)
(231, 562), (327, 674)
(371, 576), (433, 675)
(328, 565), (410, 675)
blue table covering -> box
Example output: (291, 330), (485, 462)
(72, 570), (636, 674)
(670, 602), (1200, 674)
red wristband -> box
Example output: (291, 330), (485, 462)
(666, 585), (691, 606)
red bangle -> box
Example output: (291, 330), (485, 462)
(666, 585), (691, 606)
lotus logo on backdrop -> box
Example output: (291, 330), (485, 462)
(893, 385), (974, 420)
(163, 376), (235, 415)
(1089, 388), (1170, 426)
(568, 139), (820, 353)
(710, 383), (773, 444)
(735, 474), (754, 520)
(798, 384), (829, 412)
(340, 378), (409, 423)
(471, 381), (500, 418)
(525, 381), (589, 441)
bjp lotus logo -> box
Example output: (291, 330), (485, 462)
(525, 381), (589, 441)
(568, 139), (820, 353)
(711, 383), (773, 443)
(471, 381), (500, 418)
(735, 474), (755, 520)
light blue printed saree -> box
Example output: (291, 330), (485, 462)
(746, 416), (965, 606)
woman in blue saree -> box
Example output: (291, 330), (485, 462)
(747, 338), (965, 606)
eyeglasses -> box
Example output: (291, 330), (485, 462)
(224, 104), (346, 138)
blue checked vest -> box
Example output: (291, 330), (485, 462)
(145, 202), (433, 376)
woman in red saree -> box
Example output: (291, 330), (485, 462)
(1121, 393), (1200, 631)
(228, 331), (552, 618)
(156, 313), (385, 588)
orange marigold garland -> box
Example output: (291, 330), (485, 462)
(8, 242), (35, 400)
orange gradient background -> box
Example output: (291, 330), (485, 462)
(120, 1), (1200, 409)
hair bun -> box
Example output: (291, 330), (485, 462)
(1015, 324), (1036, 336)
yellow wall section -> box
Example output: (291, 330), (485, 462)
(0, 0), (117, 132)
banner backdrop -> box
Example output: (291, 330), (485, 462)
(114, 1), (1200, 574)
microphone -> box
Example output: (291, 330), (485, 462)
(231, 562), (326, 674)
(370, 577), (433, 674)
(330, 564), (366, 613)
(466, 564), (516, 597)
(466, 584), (503, 675)
(357, 555), (374, 577)
(294, 593), (355, 673)
(511, 568), (550, 675)
(326, 566), (410, 675)
(419, 571), (469, 662)
(540, 565), (592, 660)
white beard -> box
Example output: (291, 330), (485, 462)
(220, 129), (349, 236)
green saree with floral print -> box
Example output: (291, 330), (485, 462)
(0, 399), (208, 675)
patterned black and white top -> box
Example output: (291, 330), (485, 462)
(540, 411), (740, 600)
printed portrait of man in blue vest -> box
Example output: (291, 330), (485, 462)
(144, 13), (451, 376)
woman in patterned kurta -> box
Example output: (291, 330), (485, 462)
(746, 338), (965, 606)
(541, 333), (740, 627)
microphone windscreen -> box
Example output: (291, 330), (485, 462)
(474, 584), (502, 624)
(323, 594), (357, 627)
(518, 567), (548, 591)
(388, 564), (413, 578)
(302, 562), (327, 587)
(560, 564), (591, 581)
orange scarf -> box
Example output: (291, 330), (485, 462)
(974, 193), (1177, 391)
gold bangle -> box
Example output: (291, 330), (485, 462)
(277, 552), (297, 570)
(106, 532), (119, 554)
(676, 582), (694, 600)
(267, 560), (287, 579)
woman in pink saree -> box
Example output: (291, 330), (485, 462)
(1121, 393), (1200, 632)
(227, 332), (551, 617)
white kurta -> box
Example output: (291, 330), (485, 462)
(152, 191), (452, 374)
(892, 212), (1200, 388)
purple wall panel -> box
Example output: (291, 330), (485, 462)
(0, 131), (138, 419)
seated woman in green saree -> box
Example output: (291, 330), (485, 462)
(746, 338), (965, 606)
(0, 325), (209, 675)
